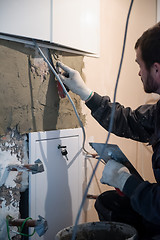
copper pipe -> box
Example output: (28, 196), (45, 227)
(8, 219), (37, 227)
(87, 194), (98, 199)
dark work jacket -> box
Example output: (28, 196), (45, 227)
(86, 92), (160, 225)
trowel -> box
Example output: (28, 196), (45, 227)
(89, 142), (143, 181)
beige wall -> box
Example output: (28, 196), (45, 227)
(82, 0), (157, 222)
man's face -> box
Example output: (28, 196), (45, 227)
(135, 47), (159, 93)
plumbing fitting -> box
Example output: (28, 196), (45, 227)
(8, 215), (48, 237)
(7, 159), (44, 174)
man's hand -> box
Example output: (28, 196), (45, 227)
(100, 159), (131, 191)
(57, 62), (92, 101)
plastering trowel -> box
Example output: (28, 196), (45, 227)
(89, 142), (143, 181)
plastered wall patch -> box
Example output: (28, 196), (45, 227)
(0, 198), (19, 239)
(0, 39), (85, 135)
(0, 150), (19, 187)
(0, 128), (28, 239)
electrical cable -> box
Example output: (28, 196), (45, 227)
(71, 0), (134, 240)
(33, 0), (134, 238)
(34, 42), (106, 167)
(33, 40), (90, 155)
(6, 217), (11, 240)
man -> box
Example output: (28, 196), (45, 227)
(58, 22), (160, 239)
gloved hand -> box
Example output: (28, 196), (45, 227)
(57, 62), (93, 101)
(100, 159), (131, 191)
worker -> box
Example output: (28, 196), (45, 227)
(58, 22), (160, 239)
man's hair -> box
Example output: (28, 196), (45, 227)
(135, 22), (160, 70)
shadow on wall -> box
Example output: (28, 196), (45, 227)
(36, 132), (72, 239)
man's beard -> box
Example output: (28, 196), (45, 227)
(143, 73), (159, 94)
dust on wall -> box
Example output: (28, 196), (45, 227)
(0, 39), (86, 135)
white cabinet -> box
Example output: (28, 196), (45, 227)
(0, 0), (51, 41)
(29, 128), (84, 239)
(52, 0), (99, 54)
(0, 0), (100, 55)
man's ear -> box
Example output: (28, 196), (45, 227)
(153, 62), (160, 74)
(151, 63), (160, 84)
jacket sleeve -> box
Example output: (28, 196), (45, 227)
(123, 142), (160, 224)
(86, 92), (156, 143)
(123, 174), (160, 224)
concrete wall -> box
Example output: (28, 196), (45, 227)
(0, 40), (85, 135)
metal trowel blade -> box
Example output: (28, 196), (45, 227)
(89, 142), (143, 181)
(89, 142), (129, 164)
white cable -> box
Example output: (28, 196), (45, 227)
(33, 40), (87, 153)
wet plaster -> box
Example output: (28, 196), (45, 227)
(0, 39), (86, 135)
